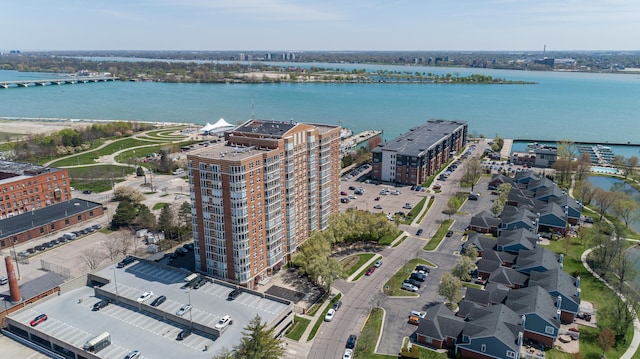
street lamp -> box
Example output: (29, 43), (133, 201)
(112, 268), (119, 302)
(11, 239), (21, 280)
(186, 289), (193, 328)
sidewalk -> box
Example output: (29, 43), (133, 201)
(281, 287), (340, 359)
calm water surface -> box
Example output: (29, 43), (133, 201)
(2, 65), (640, 143)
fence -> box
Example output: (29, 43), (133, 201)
(40, 259), (71, 279)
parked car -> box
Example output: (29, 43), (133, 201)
(137, 291), (154, 303)
(468, 192), (479, 200)
(177, 328), (192, 341)
(150, 295), (167, 307)
(343, 348), (353, 359)
(374, 260), (383, 268)
(403, 278), (422, 289)
(124, 350), (141, 359)
(373, 204), (383, 209)
(401, 282), (418, 292)
(415, 265), (431, 273)
(228, 288), (242, 301)
(416, 229), (423, 236)
(333, 301), (342, 311)
(91, 224), (102, 230)
(410, 272), (427, 282)
(346, 334), (357, 349)
(325, 308), (336, 322)
(92, 299), (110, 311)
(408, 315), (420, 325)
(411, 310), (427, 319)
(117, 256), (136, 268)
(446, 230), (454, 237)
(433, 183), (442, 190)
(365, 267), (376, 276)
(215, 315), (233, 329)
(30, 314), (48, 327)
(176, 304), (192, 316)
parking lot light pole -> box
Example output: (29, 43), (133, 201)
(186, 289), (193, 328)
(112, 268), (119, 302)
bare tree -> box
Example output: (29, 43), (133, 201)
(102, 235), (123, 261)
(117, 229), (133, 256)
(460, 156), (483, 191)
(593, 188), (620, 220)
(79, 247), (106, 271)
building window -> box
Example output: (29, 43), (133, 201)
(40, 227), (44, 234)
(481, 344), (486, 352)
(506, 351), (516, 358)
(89, 210), (94, 217)
(50, 223), (55, 230)
(545, 326), (555, 335)
(77, 215), (82, 221)
(65, 219), (69, 225)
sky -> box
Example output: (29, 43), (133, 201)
(3, 0), (639, 51)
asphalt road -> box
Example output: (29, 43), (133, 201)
(310, 142), (496, 358)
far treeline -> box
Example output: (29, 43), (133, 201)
(0, 53), (535, 84)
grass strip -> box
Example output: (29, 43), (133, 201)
(423, 219), (454, 251)
(342, 253), (377, 277)
(284, 315), (311, 341)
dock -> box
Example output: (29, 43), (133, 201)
(341, 130), (382, 154)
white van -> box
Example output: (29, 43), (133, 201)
(0, 276), (8, 285)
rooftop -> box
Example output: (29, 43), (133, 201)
(234, 119), (297, 137)
(372, 119), (466, 156)
(7, 259), (291, 358)
(0, 199), (103, 240)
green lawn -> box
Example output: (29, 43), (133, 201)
(391, 235), (408, 248)
(403, 197), (427, 224)
(152, 202), (170, 210)
(543, 239), (634, 359)
(383, 258), (434, 297)
(342, 253), (377, 276)
(379, 229), (404, 246)
(284, 315), (311, 341)
(423, 219), (454, 251)
(354, 308), (398, 359)
(416, 196), (435, 224)
(67, 165), (130, 192)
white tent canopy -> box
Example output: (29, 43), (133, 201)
(200, 118), (235, 134)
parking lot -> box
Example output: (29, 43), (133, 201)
(339, 166), (430, 220)
(6, 259), (292, 358)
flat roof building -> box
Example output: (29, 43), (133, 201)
(371, 119), (467, 185)
(187, 119), (341, 289)
(5, 258), (293, 358)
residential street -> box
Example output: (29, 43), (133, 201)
(309, 143), (492, 358)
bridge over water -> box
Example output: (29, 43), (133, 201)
(0, 76), (119, 89)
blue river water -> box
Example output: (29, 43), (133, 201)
(1, 64), (640, 145)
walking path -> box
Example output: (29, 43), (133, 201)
(569, 174), (640, 359)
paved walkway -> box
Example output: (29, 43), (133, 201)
(569, 174), (640, 359)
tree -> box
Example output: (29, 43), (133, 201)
(611, 194), (639, 228)
(111, 200), (137, 229)
(460, 156), (483, 191)
(593, 188), (619, 220)
(178, 201), (193, 229)
(102, 235), (123, 261)
(235, 314), (285, 359)
(575, 152), (592, 181)
(78, 247), (106, 270)
(597, 328), (615, 355)
(134, 204), (157, 230)
(113, 186), (146, 203)
(573, 180), (594, 206)
(452, 256), (474, 282)
(463, 246), (478, 261)
(438, 272), (463, 308)
(117, 229), (134, 256)
(158, 204), (176, 239)
(443, 197), (458, 219)
(552, 140), (576, 186)
(624, 156), (638, 179)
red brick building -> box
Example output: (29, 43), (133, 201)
(0, 161), (71, 220)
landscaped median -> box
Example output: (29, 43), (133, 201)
(342, 253), (377, 278)
(383, 258), (435, 297)
(423, 219), (454, 251)
(307, 294), (342, 341)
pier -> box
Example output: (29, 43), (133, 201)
(0, 76), (118, 89)
(341, 130), (382, 154)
